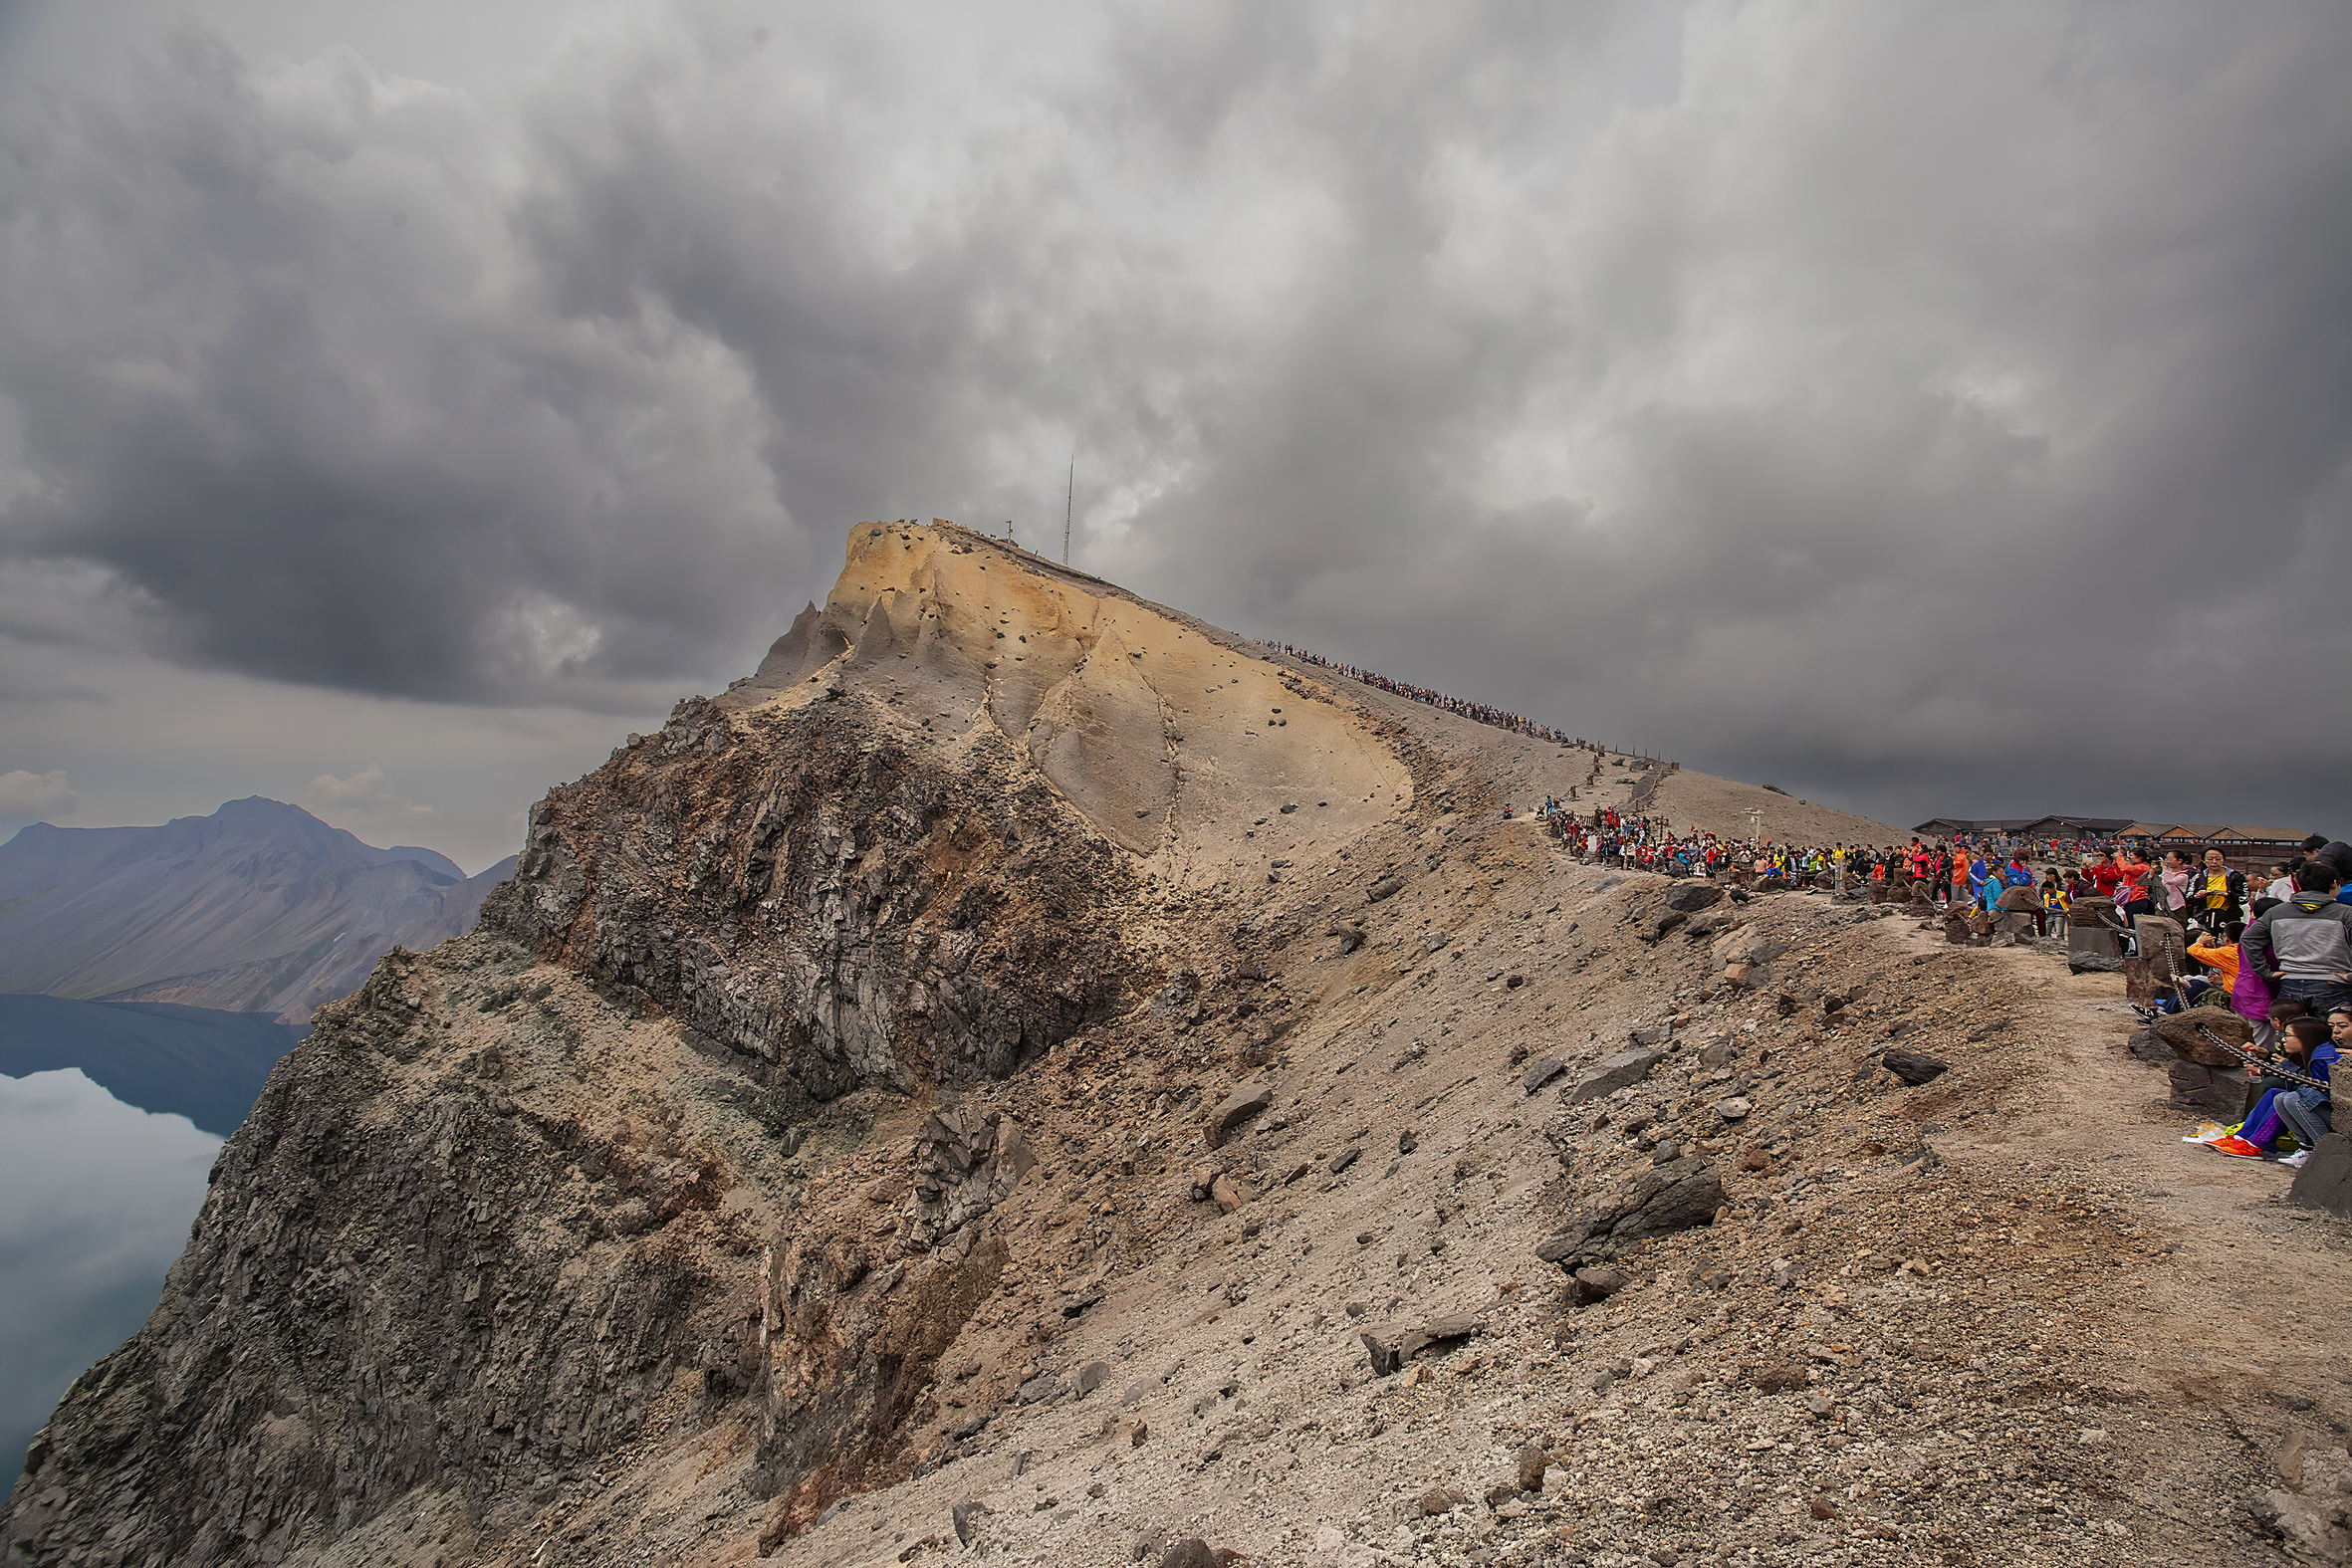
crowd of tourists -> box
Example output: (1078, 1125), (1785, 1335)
(2160, 837), (2351, 1168)
(1544, 804), (1961, 898)
(1254, 636), (2346, 1174)
(1552, 809), (2349, 1173)
(1259, 640), (1586, 745)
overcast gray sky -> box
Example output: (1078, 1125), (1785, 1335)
(2, 0), (2347, 869)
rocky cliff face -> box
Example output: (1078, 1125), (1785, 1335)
(4, 521), (1381, 1566)
(485, 690), (1149, 1101)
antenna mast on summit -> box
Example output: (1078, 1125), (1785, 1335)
(1063, 456), (1073, 564)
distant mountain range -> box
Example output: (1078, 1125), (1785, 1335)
(0, 797), (516, 1022)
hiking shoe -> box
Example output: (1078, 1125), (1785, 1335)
(2209, 1136), (2266, 1158)
(2279, 1149), (2312, 1170)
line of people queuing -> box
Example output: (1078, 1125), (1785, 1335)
(1260, 640), (1591, 746)
(1546, 805), (1910, 892)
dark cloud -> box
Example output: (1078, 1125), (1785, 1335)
(2, 1), (2349, 830)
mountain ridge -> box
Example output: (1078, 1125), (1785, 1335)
(0, 797), (515, 1021)
(2, 522), (2335, 1568)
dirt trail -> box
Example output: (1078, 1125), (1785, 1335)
(1936, 939), (2352, 1545)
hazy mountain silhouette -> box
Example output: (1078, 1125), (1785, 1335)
(0, 798), (516, 1021)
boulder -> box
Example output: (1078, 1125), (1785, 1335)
(1881, 1049), (1948, 1086)
(2134, 916), (2187, 982)
(2288, 1133), (2352, 1219)
(1665, 882), (1726, 913)
(1516, 1442), (1548, 1493)
(1568, 1266), (1629, 1305)
(1414, 1313), (1483, 1352)
(1711, 928), (1784, 969)
(1366, 874), (1407, 903)
(1366, 1314), (1485, 1374)
(2068, 951), (2126, 974)
(1160, 1541), (1218, 1568)
(2167, 1061), (2245, 1117)
(2154, 1008), (2251, 1067)
(1535, 1156), (1724, 1269)
(1522, 1055), (1567, 1094)
(1566, 1046), (1666, 1104)
(1206, 1079), (1275, 1145)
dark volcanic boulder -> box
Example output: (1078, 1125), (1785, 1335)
(1882, 1049), (1949, 1086)
(1665, 881), (1726, 913)
(2169, 1060), (2247, 1117)
(1535, 1156), (1725, 1270)
(2155, 1008), (2251, 1067)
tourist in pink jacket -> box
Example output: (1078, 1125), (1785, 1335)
(2234, 896), (2283, 1049)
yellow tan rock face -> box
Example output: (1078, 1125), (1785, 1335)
(734, 522), (1409, 868)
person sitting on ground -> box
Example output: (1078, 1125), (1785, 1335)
(2242, 863), (2352, 1018)
(2272, 1014), (2344, 1168)
(2254, 996), (2312, 1063)
(2189, 925), (2241, 993)
(2214, 1018), (2337, 1164)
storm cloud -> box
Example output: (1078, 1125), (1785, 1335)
(2, 0), (2349, 836)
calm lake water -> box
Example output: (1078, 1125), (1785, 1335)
(0, 1068), (220, 1471)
